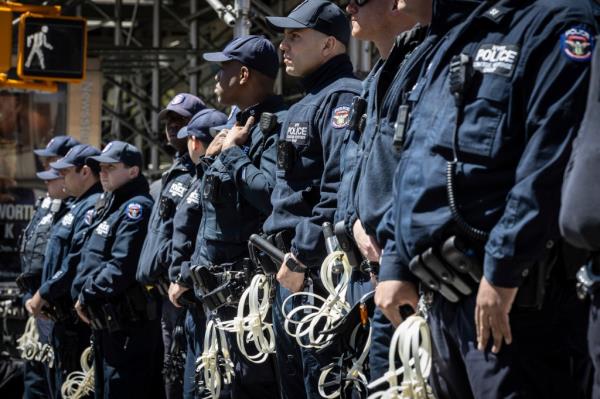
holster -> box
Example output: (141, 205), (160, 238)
(42, 296), (76, 323)
(16, 272), (41, 294)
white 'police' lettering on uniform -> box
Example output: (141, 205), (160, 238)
(473, 44), (519, 77)
(39, 214), (53, 226)
(95, 221), (110, 236)
(285, 122), (309, 145)
(169, 182), (188, 198)
(186, 190), (200, 206)
(61, 213), (75, 227)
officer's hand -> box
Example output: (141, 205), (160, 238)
(353, 220), (382, 263)
(375, 280), (418, 327)
(475, 277), (518, 354)
(74, 300), (90, 325)
(168, 282), (189, 308)
(222, 116), (255, 151)
(205, 130), (228, 157)
(25, 291), (47, 318)
(277, 253), (306, 293)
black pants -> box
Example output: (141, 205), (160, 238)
(590, 292), (600, 399)
(93, 318), (164, 399)
(428, 278), (591, 399)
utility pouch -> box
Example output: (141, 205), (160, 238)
(203, 175), (221, 204)
(348, 96), (367, 133)
(277, 141), (296, 172)
(333, 221), (361, 269)
(159, 196), (175, 219)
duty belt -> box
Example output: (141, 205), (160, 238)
(85, 284), (159, 331)
(189, 259), (254, 311)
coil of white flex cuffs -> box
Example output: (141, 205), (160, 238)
(60, 346), (95, 399)
(282, 250), (352, 348)
(17, 315), (55, 367)
(196, 319), (235, 399)
(216, 273), (275, 363)
(367, 315), (436, 399)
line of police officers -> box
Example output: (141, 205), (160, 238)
(15, 0), (600, 397)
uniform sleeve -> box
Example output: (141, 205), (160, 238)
(484, 23), (594, 287)
(168, 205), (202, 282)
(291, 91), (357, 268)
(39, 217), (88, 301)
(218, 130), (278, 216)
(559, 44), (600, 251)
(80, 203), (151, 304)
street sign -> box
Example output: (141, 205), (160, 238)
(17, 13), (87, 82)
(0, 8), (11, 73)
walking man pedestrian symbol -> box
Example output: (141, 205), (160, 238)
(25, 25), (53, 70)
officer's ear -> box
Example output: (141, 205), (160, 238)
(128, 165), (140, 179)
(239, 65), (250, 86)
(321, 36), (338, 57)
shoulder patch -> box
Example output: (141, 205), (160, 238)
(561, 26), (594, 62)
(85, 209), (94, 225)
(126, 203), (143, 220)
(332, 106), (351, 129)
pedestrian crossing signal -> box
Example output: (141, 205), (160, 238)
(17, 13), (87, 82)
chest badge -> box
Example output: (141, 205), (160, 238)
(168, 182), (187, 198)
(473, 44), (519, 77)
(95, 221), (110, 236)
(61, 213), (74, 227)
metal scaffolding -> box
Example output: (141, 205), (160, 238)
(20, 0), (373, 176)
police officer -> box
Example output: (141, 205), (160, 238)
(136, 93), (205, 399)
(20, 135), (78, 399)
(166, 108), (226, 399)
(184, 34), (285, 398)
(375, 0), (597, 397)
(28, 144), (103, 397)
(72, 141), (162, 399)
(335, 0), (432, 387)
(263, 1), (361, 396)
(22, 168), (70, 398)
(559, 38), (600, 399)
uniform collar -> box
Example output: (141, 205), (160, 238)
(236, 95), (285, 122)
(430, 0), (484, 35)
(109, 175), (149, 209)
(77, 181), (103, 203)
(478, 0), (524, 25)
(301, 54), (355, 92)
(173, 152), (195, 173)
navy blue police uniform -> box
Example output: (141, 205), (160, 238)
(187, 36), (286, 399)
(36, 145), (103, 397)
(559, 28), (600, 399)
(136, 93), (204, 399)
(167, 108), (228, 399)
(334, 26), (432, 385)
(380, 0), (597, 397)
(73, 142), (163, 399)
(264, 2), (362, 397)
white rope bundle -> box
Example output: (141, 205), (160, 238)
(282, 251), (352, 348)
(17, 316), (54, 367)
(367, 315), (436, 399)
(196, 319), (235, 399)
(318, 325), (372, 398)
(60, 346), (95, 399)
(216, 274), (275, 363)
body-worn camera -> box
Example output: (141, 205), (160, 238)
(203, 175), (221, 204)
(277, 141), (296, 172)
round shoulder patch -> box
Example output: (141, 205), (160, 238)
(126, 202), (143, 220)
(171, 94), (185, 105)
(332, 106), (351, 129)
(561, 26), (594, 62)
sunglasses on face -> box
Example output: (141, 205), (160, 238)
(338, 0), (370, 8)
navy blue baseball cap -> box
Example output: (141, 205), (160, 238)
(33, 135), (80, 157)
(36, 168), (62, 181)
(50, 144), (101, 170)
(266, 0), (350, 46)
(88, 141), (143, 168)
(158, 93), (206, 120)
(177, 109), (229, 143)
(203, 35), (279, 79)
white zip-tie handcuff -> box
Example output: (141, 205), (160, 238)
(282, 250), (352, 348)
(196, 319), (235, 399)
(17, 315), (55, 367)
(367, 314), (436, 399)
(60, 346), (95, 399)
(216, 273), (275, 363)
